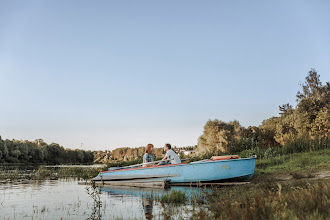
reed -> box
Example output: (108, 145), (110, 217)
(239, 137), (330, 160)
(57, 167), (100, 179)
(155, 190), (187, 204)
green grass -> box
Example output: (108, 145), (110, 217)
(255, 148), (330, 175)
(154, 190), (187, 204)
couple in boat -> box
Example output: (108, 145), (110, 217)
(143, 143), (181, 167)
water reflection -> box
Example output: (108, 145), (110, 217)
(0, 178), (201, 219)
(99, 185), (210, 200)
(99, 185), (168, 198)
(142, 197), (153, 220)
(98, 185), (209, 219)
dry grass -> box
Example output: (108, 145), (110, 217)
(191, 179), (330, 220)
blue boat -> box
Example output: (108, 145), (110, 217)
(93, 155), (256, 184)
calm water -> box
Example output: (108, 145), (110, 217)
(0, 179), (199, 220)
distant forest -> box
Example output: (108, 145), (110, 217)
(0, 69), (329, 164)
(0, 139), (94, 164)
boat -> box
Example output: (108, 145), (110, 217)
(93, 155), (256, 187)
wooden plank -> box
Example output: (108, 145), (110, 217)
(168, 182), (250, 187)
(93, 173), (180, 181)
(94, 180), (170, 189)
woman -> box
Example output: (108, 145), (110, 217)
(143, 144), (154, 167)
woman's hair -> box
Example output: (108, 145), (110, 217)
(145, 144), (154, 153)
(165, 143), (171, 149)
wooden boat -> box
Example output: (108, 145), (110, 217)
(93, 155), (256, 187)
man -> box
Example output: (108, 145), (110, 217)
(160, 143), (181, 165)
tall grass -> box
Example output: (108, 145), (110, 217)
(255, 148), (330, 175)
(156, 190), (187, 204)
(238, 137), (330, 160)
(194, 179), (330, 220)
(280, 137), (330, 154)
(57, 167), (101, 179)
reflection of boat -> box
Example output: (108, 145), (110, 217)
(93, 155), (256, 187)
(99, 185), (206, 198)
(100, 185), (168, 197)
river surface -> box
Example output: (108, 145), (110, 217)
(0, 179), (201, 220)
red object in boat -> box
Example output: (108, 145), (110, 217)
(210, 155), (240, 161)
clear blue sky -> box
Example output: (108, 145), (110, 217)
(1, 0), (330, 150)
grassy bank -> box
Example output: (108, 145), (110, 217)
(195, 147), (330, 219)
(159, 147), (330, 219)
(193, 179), (330, 220)
(255, 148), (330, 176)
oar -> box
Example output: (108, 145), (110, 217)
(123, 158), (191, 168)
(121, 159), (171, 168)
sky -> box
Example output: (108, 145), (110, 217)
(1, 0), (330, 151)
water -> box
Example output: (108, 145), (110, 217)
(0, 179), (200, 220)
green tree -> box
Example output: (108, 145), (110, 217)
(294, 69), (330, 138)
(197, 120), (245, 154)
(0, 136), (9, 162)
(259, 117), (279, 147)
(296, 68), (322, 101)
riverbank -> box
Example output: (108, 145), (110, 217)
(178, 148), (330, 219)
(0, 147), (329, 219)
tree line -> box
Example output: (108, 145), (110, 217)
(196, 69), (330, 154)
(0, 137), (172, 164)
(0, 138), (94, 164)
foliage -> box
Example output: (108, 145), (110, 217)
(197, 120), (246, 154)
(196, 69), (330, 154)
(0, 136), (163, 165)
(0, 138), (94, 164)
